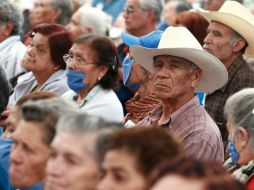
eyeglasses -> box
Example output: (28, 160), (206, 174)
(63, 54), (94, 67)
(123, 6), (144, 15)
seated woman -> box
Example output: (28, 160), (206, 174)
(8, 23), (72, 106)
(63, 34), (124, 122)
(148, 156), (245, 190)
(223, 88), (254, 190)
(96, 127), (183, 190)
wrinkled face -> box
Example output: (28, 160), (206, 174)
(203, 22), (235, 63)
(30, 0), (59, 26)
(97, 149), (146, 190)
(66, 10), (85, 40)
(45, 132), (99, 190)
(151, 175), (204, 190)
(21, 33), (56, 73)
(123, 0), (149, 35)
(10, 120), (50, 189)
(203, 0), (225, 11)
(67, 43), (108, 91)
(128, 63), (150, 84)
(152, 55), (200, 101)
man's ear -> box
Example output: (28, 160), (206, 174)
(3, 22), (14, 38)
(52, 8), (62, 23)
(236, 126), (249, 149)
(191, 69), (202, 88)
(232, 38), (246, 53)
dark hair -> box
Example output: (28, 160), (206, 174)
(0, 66), (10, 114)
(148, 156), (246, 190)
(0, 1), (23, 36)
(96, 127), (183, 176)
(175, 11), (209, 46)
(31, 23), (73, 70)
(75, 34), (119, 90)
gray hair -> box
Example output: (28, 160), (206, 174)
(224, 88), (254, 146)
(56, 113), (121, 152)
(0, 66), (10, 114)
(50, 0), (73, 25)
(21, 97), (80, 145)
(175, 1), (192, 13)
(0, 1), (23, 35)
(140, 0), (164, 24)
(79, 6), (112, 36)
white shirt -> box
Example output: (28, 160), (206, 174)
(63, 85), (124, 123)
(0, 36), (26, 79)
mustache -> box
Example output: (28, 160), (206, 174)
(154, 79), (169, 87)
(203, 44), (209, 49)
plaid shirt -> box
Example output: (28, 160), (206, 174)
(205, 55), (254, 144)
(137, 96), (224, 163)
(124, 93), (161, 124)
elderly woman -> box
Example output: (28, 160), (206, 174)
(8, 23), (72, 106)
(96, 127), (183, 190)
(63, 34), (124, 122)
(224, 88), (254, 190)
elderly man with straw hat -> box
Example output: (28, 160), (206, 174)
(197, 1), (254, 146)
(131, 26), (228, 163)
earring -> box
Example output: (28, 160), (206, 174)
(98, 77), (101, 81)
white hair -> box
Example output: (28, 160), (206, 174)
(79, 6), (112, 36)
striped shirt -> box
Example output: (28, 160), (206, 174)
(125, 93), (161, 124)
(137, 96), (224, 163)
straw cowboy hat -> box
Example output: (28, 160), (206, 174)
(129, 26), (228, 93)
(197, 1), (254, 57)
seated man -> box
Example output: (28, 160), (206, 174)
(132, 26), (228, 163)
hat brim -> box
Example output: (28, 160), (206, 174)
(130, 46), (228, 93)
(197, 10), (254, 57)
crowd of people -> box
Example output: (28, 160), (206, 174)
(1, 0), (254, 190)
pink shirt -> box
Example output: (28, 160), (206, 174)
(137, 96), (224, 163)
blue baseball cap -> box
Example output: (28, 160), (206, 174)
(121, 30), (163, 48)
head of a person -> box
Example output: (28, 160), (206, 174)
(121, 30), (163, 91)
(45, 113), (121, 190)
(2, 92), (57, 139)
(65, 34), (119, 95)
(129, 27), (228, 104)
(0, 66), (10, 116)
(66, 6), (111, 40)
(0, 1), (23, 42)
(9, 97), (79, 189)
(202, 0), (225, 11)
(96, 127), (183, 190)
(199, 1), (253, 67)
(224, 88), (254, 166)
(21, 23), (72, 74)
(148, 156), (246, 190)
(203, 21), (246, 67)
(174, 11), (209, 46)
(163, 0), (192, 26)
(123, 0), (164, 36)
(30, 0), (73, 26)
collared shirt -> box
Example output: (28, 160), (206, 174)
(205, 55), (254, 143)
(137, 96), (224, 163)
(125, 93), (161, 124)
(0, 36), (26, 79)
